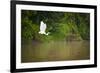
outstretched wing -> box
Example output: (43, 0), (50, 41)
(43, 23), (46, 31)
(39, 21), (50, 35)
(40, 21), (46, 32)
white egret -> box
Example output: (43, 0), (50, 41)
(39, 21), (50, 35)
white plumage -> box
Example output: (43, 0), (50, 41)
(39, 21), (50, 35)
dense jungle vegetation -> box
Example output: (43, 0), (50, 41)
(21, 10), (90, 42)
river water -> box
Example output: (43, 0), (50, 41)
(21, 40), (90, 63)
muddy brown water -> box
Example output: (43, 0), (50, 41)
(21, 40), (90, 63)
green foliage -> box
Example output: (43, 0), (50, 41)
(21, 10), (90, 42)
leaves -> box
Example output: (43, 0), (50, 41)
(21, 10), (90, 42)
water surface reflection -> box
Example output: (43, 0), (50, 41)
(21, 40), (90, 63)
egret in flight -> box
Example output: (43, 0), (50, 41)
(39, 21), (50, 35)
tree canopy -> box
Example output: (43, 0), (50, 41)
(21, 10), (90, 42)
